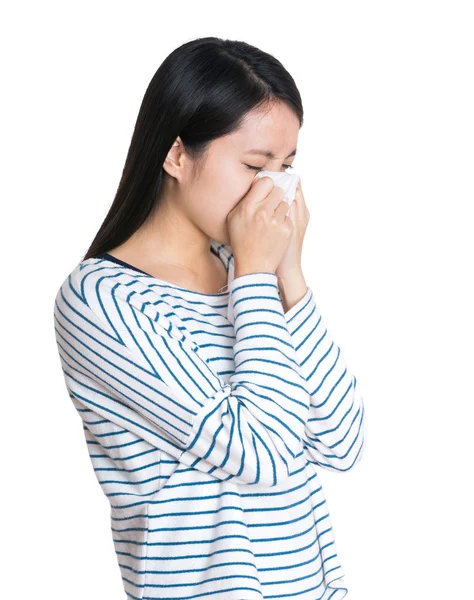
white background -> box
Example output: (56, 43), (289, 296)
(2, 1), (473, 598)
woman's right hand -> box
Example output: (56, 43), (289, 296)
(226, 176), (293, 278)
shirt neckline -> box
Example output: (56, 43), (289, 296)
(90, 239), (232, 301)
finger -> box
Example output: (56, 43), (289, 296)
(247, 176), (275, 206)
(294, 180), (306, 213)
(264, 185), (287, 215)
(287, 199), (297, 225)
(290, 193), (303, 222)
(274, 199), (290, 223)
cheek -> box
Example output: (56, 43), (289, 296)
(199, 157), (257, 215)
(206, 173), (250, 215)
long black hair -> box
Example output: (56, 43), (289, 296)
(83, 36), (304, 261)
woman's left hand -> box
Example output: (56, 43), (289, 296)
(275, 178), (310, 279)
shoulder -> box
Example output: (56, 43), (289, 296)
(57, 257), (153, 307)
(54, 257), (188, 346)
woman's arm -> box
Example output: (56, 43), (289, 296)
(54, 267), (312, 488)
(282, 284), (367, 473)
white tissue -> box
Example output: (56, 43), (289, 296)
(255, 169), (300, 216)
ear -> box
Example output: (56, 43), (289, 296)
(162, 136), (185, 180)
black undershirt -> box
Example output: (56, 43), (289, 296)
(95, 246), (221, 279)
(95, 253), (151, 276)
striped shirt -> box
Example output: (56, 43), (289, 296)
(53, 239), (367, 600)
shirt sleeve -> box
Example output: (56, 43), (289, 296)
(283, 286), (367, 472)
(54, 269), (311, 487)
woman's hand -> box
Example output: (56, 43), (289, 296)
(275, 178), (310, 280)
(227, 176), (294, 277)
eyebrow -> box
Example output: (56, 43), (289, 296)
(245, 148), (297, 159)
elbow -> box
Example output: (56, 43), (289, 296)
(335, 438), (366, 472)
(303, 426), (367, 474)
(332, 422), (367, 473)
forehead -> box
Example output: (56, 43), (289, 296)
(222, 102), (300, 157)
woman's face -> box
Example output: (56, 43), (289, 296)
(175, 101), (301, 246)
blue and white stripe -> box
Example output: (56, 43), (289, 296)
(53, 241), (366, 599)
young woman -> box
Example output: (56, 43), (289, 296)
(54, 36), (366, 600)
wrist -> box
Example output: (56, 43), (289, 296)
(234, 260), (276, 279)
(277, 269), (308, 312)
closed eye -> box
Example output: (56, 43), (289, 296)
(245, 164), (294, 172)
